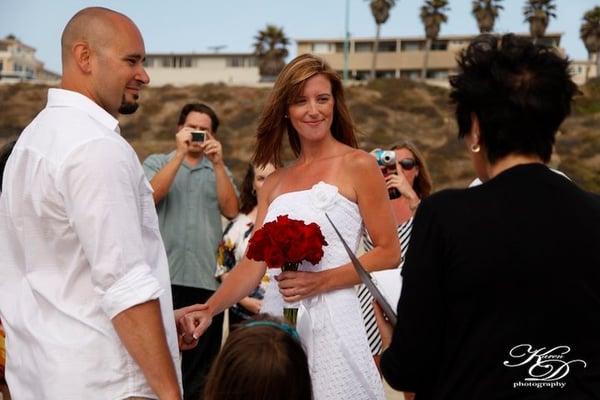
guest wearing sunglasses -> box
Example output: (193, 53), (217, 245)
(358, 142), (432, 378)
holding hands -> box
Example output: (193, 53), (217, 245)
(174, 304), (212, 350)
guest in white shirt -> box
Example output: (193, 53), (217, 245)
(0, 7), (203, 400)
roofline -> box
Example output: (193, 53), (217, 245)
(146, 52), (256, 57)
(0, 39), (36, 52)
(295, 32), (564, 43)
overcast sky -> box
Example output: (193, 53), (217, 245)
(0, 0), (595, 73)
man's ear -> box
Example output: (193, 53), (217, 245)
(72, 41), (92, 74)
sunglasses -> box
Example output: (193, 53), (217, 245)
(399, 158), (418, 170)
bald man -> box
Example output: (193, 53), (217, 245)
(0, 7), (198, 399)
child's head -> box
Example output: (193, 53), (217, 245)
(203, 315), (312, 400)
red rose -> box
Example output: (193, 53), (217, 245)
(264, 246), (285, 269)
(246, 215), (328, 268)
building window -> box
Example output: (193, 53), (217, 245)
(400, 70), (421, 80)
(335, 42), (348, 53)
(430, 40), (448, 51)
(14, 64), (22, 72)
(159, 56), (193, 68)
(312, 43), (332, 54)
(355, 70), (371, 80)
(426, 69), (449, 79)
(227, 57), (245, 67)
(538, 38), (557, 47)
(375, 70), (396, 79)
(355, 42), (373, 53)
(401, 41), (424, 51)
(378, 41), (397, 52)
(0, 61), (3, 71)
(144, 58), (154, 68)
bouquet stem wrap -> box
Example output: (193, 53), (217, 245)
(282, 262), (300, 326)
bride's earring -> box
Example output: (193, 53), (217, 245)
(470, 143), (481, 153)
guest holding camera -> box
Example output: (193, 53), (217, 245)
(359, 142), (432, 359)
(377, 34), (600, 399)
(143, 103), (239, 400)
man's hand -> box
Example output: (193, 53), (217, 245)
(201, 132), (223, 165)
(174, 304), (209, 350)
(174, 127), (193, 158)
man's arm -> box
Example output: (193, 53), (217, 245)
(202, 134), (238, 218)
(213, 162), (239, 218)
(59, 138), (181, 399)
(112, 301), (180, 400)
(145, 128), (192, 204)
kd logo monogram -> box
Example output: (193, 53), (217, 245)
(503, 344), (587, 382)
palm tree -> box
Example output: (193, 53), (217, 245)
(253, 25), (290, 81)
(472, 0), (504, 33)
(523, 0), (557, 44)
(367, 0), (396, 80)
(420, 0), (450, 80)
(581, 6), (600, 82)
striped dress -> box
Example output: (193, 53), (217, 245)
(358, 218), (413, 354)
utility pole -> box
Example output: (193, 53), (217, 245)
(343, 0), (350, 81)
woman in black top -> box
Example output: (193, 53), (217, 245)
(378, 34), (600, 399)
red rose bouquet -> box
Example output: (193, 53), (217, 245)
(246, 215), (328, 325)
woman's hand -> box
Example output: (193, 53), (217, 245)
(179, 306), (214, 347)
(385, 173), (417, 200)
(373, 300), (394, 351)
(174, 303), (209, 350)
(276, 270), (325, 302)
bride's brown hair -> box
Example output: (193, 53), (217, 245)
(252, 54), (357, 168)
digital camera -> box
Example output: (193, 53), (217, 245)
(373, 149), (401, 200)
(191, 131), (206, 142)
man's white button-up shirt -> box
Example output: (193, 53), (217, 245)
(0, 88), (181, 399)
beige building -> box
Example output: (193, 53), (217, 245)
(143, 52), (260, 86)
(571, 59), (598, 85)
(0, 35), (60, 84)
(296, 33), (562, 83)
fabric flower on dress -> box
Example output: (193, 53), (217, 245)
(309, 181), (339, 212)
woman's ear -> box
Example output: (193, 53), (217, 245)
(468, 113), (482, 153)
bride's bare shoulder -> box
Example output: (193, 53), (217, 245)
(262, 166), (290, 204)
(342, 148), (379, 174)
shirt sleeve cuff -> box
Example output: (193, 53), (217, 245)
(101, 264), (165, 320)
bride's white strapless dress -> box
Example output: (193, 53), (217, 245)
(260, 182), (386, 400)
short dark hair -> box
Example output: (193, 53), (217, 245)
(177, 103), (220, 133)
(450, 33), (579, 164)
(239, 164), (257, 215)
(203, 315), (312, 400)
(0, 140), (17, 191)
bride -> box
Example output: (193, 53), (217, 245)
(184, 54), (400, 399)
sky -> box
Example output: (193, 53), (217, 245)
(0, 0), (596, 73)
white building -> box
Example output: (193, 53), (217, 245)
(571, 59), (598, 86)
(143, 52), (260, 86)
(0, 35), (60, 84)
